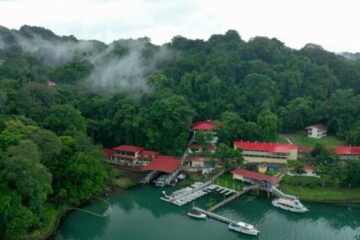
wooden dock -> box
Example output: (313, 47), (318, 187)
(193, 207), (238, 225)
(208, 185), (257, 212)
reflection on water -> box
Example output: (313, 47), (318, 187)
(55, 185), (360, 240)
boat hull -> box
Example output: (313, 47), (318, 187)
(187, 212), (207, 219)
(228, 224), (259, 236)
(272, 200), (308, 213)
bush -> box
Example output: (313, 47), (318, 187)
(282, 176), (322, 187)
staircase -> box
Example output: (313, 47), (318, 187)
(271, 186), (297, 199)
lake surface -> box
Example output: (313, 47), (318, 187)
(55, 185), (360, 240)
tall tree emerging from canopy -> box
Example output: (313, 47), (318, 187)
(44, 104), (86, 137)
(213, 143), (243, 171)
(144, 94), (195, 155)
(257, 109), (279, 142)
(1, 140), (53, 212)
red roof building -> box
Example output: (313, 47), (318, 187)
(103, 145), (159, 167)
(335, 146), (360, 160)
(113, 145), (144, 153)
(139, 150), (160, 162)
(191, 120), (215, 131)
(232, 168), (280, 185)
(234, 141), (299, 163)
(103, 148), (115, 157)
(188, 143), (216, 154)
(184, 156), (210, 169)
(141, 155), (180, 173)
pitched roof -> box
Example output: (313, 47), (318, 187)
(103, 148), (115, 157)
(141, 155), (180, 173)
(234, 141), (298, 154)
(299, 146), (312, 152)
(191, 120), (215, 130)
(112, 145), (144, 152)
(335, 146), (360, 155)
(304, 165), (316, 171)
(140, 150), (160, 157)
(231, 168), (280, 185)
(306, 124), (327, 130)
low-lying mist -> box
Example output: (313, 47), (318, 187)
(0, 25), (174, 95)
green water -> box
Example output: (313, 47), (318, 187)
(55, 186), (360, 240)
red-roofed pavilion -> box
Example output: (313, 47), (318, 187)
(191, 120), (215, 131)
(232, 168), (280, 186)
(141, 155), (180, 173)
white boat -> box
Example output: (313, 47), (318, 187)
(187, 210), (207, 219)
(228, 222), (260, 236)
(272, 198), (308, 213)
(177, 174), (186, 180)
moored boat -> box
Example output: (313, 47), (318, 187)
(272, 197), (308, 213)
(187, 209), (207, 219)
(228, 222), (260, 236)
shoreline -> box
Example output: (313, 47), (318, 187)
(45, 176), (360, 239)
(45, 170), (143, 240)
(280, 184), (360, 205)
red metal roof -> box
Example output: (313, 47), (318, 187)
(231, 168), (280, 185)
(140, 150), (160, 157)
(335, 146), (360, 155)
(304, 165), (316, 171)
(141, 155), (180, 173)
(113, 145), (143, 152)
(191, 120), (215, 130)
(299, 146), (312, 152)
(306, 124), (326, 130)
(234, 141), (298, 154)
(103, 148), (115, 157)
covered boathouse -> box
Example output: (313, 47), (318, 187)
(141, 155), (181, 174)
(232, 168), (280, 188)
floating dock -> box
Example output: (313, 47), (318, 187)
(208, 185), (257, 212)
(162, 182), (237, 206)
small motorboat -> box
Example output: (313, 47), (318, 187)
(187, 209), (207, 219)
(177, 174), (186, 180)
(228, 222), (260, 236)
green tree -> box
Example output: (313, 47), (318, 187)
(346, 120), (360, 145)
(28, 128), (63, 170)
(257, 109), (279, 142)
(1, 140), (53, 212)
(62, 150), (110, 205)
(344, 160), (360, 187)
(44, 104), (86, 136)
(144, 94), (195, 155)
(213, 143), (243, 171)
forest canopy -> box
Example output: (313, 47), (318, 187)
(1, 25), (360, 238)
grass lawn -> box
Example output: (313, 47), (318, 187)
(276, 134), (290, 144)
(280, 183), (360, 204)
(284, 132), (346, 147)
(215, 173), (244, 191)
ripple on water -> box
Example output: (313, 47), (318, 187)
(55, 186), (360, 240)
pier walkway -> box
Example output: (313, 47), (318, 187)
(140, 170), (159, 184)
(162, 182), (237, 206)
(193, 207), (238, 225)
(208, 185), (257, 212)
(270, 186), (297, 199)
